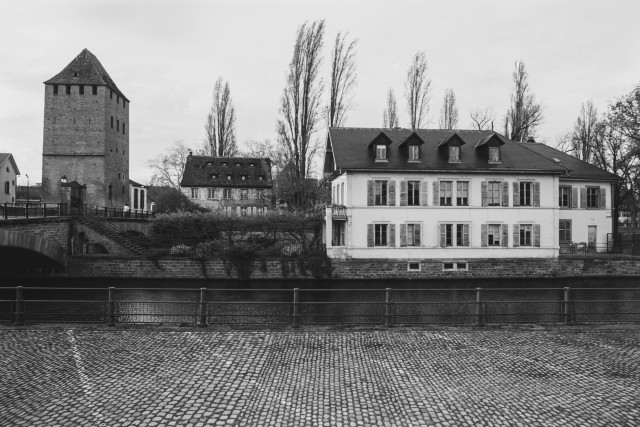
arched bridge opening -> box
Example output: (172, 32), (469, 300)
(0, 230), (68, 275)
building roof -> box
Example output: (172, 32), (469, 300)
(518, 142), (618, 181)
(129, 179), (147, 188)
(0, 153), (20, 175)
(325, 128), (567, 174)
(44, 48), (129, 101)
(181, 156), (273, 188)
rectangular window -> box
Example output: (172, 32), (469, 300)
(223, 189), (232, 199)
(92, 85), (97, 95)
(110, 90), (113, 99)
(117, 120), (120, 131)
(65, 85), (71, 95)
(449, 146), (460, 162)
(559, 219), (572, 243)
(108, 185), (112, 200)
(240, 189), (248, 200)
(440, 181), (452, 206)
(241, 207), (248, 216)
(489, 146), (500, 162)
(256, 189), (265, 199)
(559, 186), (571, 208)
(53, 85), (59, 95)
(443, 262), (468, 271)
(445, 224), (453, 246)
(190, 188), (199, 199)
(241, 175), (246, 181)
(520, 224), (533, 246)
(207, 188), (216, 200)
(587, 187), (600, 208)
(488, 224), (501, 246)
(408, 262), (420, 271)
(256, 207), (265, 215)
(374, 180), (388, 205)
(111, 116), (114, 129)
(407, 181), (420, 206)
(227, 175), (232, 180)
(117, 95), (120, 103)
(4, 181), (9, 194)
(374, 224), (388, 246)
(376, 144), (387, 160)
(123, 123), (126, 134)
(456, 181), (469, 206)
(488, 181), (501, 206)
(442, 223), (470, 247)
(456, 224), (468, 246)
(519, 181), (532, 206)
(79, 85), (84, 95)
(406, 224), (420, 247)
(409, 145), (419, 161)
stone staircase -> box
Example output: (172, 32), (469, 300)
(77, 215), (149, 255)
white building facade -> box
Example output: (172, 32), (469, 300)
(0, 153), (20, 204)
(324, 128), (616, 262)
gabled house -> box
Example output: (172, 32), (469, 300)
(180, 155), (273, 215)
(323, 128), (617, 264)
(0, 153), (20, 204)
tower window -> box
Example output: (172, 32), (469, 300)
(53, 85), (58, 95)
(79, 85), (84, 95)
(108, 185), (112, 200)
(123, 123), (125, 134)
(123, 99), (126, 108)
(111, 116), (114, 129)
(92, 85), (98, 95)
(110, 90), (113, 99)
(66, 85), (71, 95)
(123, 150), (125, 156)
(117, 95), (120, 103)
(73, 72), (79, 77)
(117, 120), (120, 131)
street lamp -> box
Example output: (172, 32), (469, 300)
(25, 174), (29, 205)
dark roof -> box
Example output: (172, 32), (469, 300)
(129, 179), (147, 187)
(44, 48), (129, 102)
(0, 153), (20, 175)
(325, 128), (567, 174)
(519, 142), (618, 181)
(181, 156), (273, 188)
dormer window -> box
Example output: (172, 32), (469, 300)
(258, 175), (264, 181)
(409, 145), (420, 161)
(241, 175), (247, 181)
(376, 144), (387, 161)
(489, 146), (500, 163)
(249, 162), (255, 167)
(449, 146), (460, 163)
(235, 162), (241, 167)
(227, 174), (232, 180)
(206, 162), (213, 167)
(221, 162), (228, 167)
(210, 174), (218, 180)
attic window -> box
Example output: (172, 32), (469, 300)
(375, 144), (387, 161)
(449, 146), (460, 163)
(489, 146), (501, 163)
(73, 72), (79, 77)
(409, 145), (420, 161)
(210, 174), (218, 180)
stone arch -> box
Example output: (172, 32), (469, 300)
(0, 230), (67, 268)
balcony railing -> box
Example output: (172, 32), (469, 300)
(331, 205), (347, 219)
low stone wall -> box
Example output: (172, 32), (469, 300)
(64, 255), (640, 280)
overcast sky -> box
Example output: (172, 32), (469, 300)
(1, 0), (639, 185)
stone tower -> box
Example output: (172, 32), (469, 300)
(42, 48), (129, 208)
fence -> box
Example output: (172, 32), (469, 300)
(1, 203), (67, 219)
(1, 286), (639, 327)
(607, 233), (640, 255)
(82, 205), (153, 220)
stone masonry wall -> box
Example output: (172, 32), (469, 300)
(0, 218), (71, 249)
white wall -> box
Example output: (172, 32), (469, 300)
(0, 158), (18, 204)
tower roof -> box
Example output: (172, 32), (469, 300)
(44, 48), (129, 101)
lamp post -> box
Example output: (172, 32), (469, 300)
(25, 174), (29, 218)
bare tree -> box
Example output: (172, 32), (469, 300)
(504, 61), (543, 142)
(328, 32), (357, 128)
(277, 20), (325, 182)
(147, 140), (193, 189)
(438, 88), (459, 129)
(404, 51), (431, 130)
(203, 77), (237, 157)
(382, 88), (399, 128)
(569, 100), (599, 161)
(470, 108), (494, 130)
(241, 139), (287, 175)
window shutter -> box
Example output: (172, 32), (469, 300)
(389, 224), (396, 247)
(567, 220), (572, 241)
(433, 182), (440, 206)
(414, 224), (421, 246)
(513, 182), (520, 206)
(400, 181), (407, 206)
(513, 224), (520, 247)
(533, 224), (541, 247)
(421, 181), (429, 206)
(571, 187), (578, 209)
(440, 224), (446, 247)
(580, 187), (587, 208)
(481, 181), (488, 207)
(502, 224), (509, 247)
(600, 188), (606, 209)
(502, 182), (510, 207)
(481, 224), (488, 247)
(367, 224), (374, 247)
(463, 224), (470, 247)
(367, 180), (374, 206)
(533, 182), (540, 207)
(400, 224), (407, 247)
(388, 180), (396, 206)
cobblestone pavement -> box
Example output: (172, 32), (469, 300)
(0, 325), (639, 426)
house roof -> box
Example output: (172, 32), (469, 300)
(518, 142), (618, 181)
(129, 179), (147, 188)
(180, 156), (273, 188)
(0, 153), (20, 175)
(325, 128), (568, 174)
(44, 48), (129, 102)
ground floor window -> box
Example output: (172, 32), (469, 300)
(443, 262), (468, 271)
(559, 220), (572, 242)
(332, 221), (346, 246)
(190, 188), (199, 199)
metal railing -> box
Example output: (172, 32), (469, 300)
(82, 205), (153, 220)
(331, 205), (347, 218)
(1, 203), (67, 219)
(2, 286), (639, 327)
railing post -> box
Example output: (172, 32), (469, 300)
(107, 287), (116, 326)
(25, 202), (29, 219)
(292, 288), (300, 328)
(14, 286), (24, 326)
(384, 288), (393, 327)
(198, 287), (208, 327)
(563, 287), (572, 325)
(475, 287), (484, 326)
(3, 203), (7, 219)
